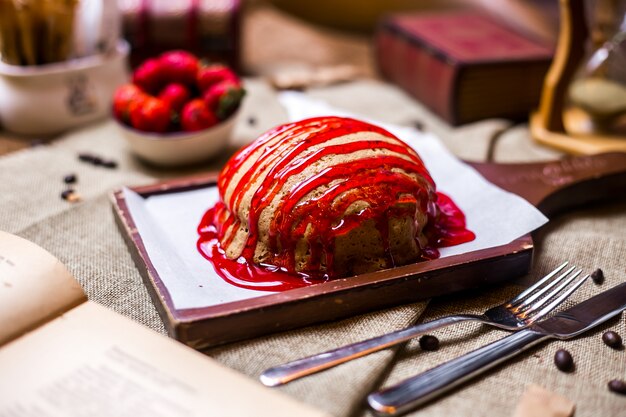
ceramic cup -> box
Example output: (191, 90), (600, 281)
(0, 40), (129, 136)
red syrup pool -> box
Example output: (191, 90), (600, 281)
(196, 191), (475, 292)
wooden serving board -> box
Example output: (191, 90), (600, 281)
(112, 152), (626, 349)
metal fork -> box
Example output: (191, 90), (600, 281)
(260, 262), (589, 387)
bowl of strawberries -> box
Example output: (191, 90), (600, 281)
(113, 50), (244, 166)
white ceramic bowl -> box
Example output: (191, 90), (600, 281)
(117, 108), (240, 167)
(0, 41), (129, 136)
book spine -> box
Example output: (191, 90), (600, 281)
(375, 21), (458, 124)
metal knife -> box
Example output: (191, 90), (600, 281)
(368, 281), (626, 415)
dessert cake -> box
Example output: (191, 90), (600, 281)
(198, 116), (474, 291)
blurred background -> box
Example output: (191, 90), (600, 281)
(1, 0), (625, 157)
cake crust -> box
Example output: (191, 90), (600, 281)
(211, 116), (438, 279)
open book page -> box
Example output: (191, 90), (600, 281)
(0, 301), (329, 417)
(0, 231), (86, 346)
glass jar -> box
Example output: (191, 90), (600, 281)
(565, 0), (626, 137)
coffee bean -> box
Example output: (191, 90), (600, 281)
(419, 335), (439, 351)
(602, 331), (623, 349)
(61, 189), (81, 203)
(61, 189), (74, 200)
(591, 268), (604, 285)
(101, 160), (118, 169)
(608, 379), (626, 395)
(63, 174), (77, 184)
(78, 152), (118, 169)
(554, 349), (574, 372)
(78, 153), (95, 163)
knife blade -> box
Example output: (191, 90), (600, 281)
(533, 280), (626, 337)
(368, 281), (626, 415)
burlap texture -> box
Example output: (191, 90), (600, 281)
(363, 204), (626, 417)
(11, 190), (428, 417)
(1, 79), (624, 417)
(207, 302), (428, 417)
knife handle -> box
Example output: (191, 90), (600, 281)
(367, 330), (549, 415)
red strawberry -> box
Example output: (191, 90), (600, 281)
(129, 96), (172, 133)
(203, 79), (239, 110)
(159, 50), (199, 86)
(180, 99), (218, 131)
(197, 64), (238, 91)
(203, 79), (245, 120)
(132, 58), (164, 94)
(158, 83), (190, 112)
(113, 84), (145, 124)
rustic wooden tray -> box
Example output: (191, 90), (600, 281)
(112, 152), (626, 349)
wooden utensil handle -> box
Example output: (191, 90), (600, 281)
(469, 152), (626, 216)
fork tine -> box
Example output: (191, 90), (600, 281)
(522, 273), (590, 322)
(508, 261), (571, 307)
(519, 269), (582, 313)
(511, 266), (578, 312)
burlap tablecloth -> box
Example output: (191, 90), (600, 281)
(1, 78), (624, 417)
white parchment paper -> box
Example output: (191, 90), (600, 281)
(123, 93), (548, 310)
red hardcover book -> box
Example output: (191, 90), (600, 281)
(375, 12), (553, 125)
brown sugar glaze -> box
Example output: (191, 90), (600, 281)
(198, 117), (475, 291)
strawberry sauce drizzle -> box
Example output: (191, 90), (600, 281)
(198, 116), (475, 292)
